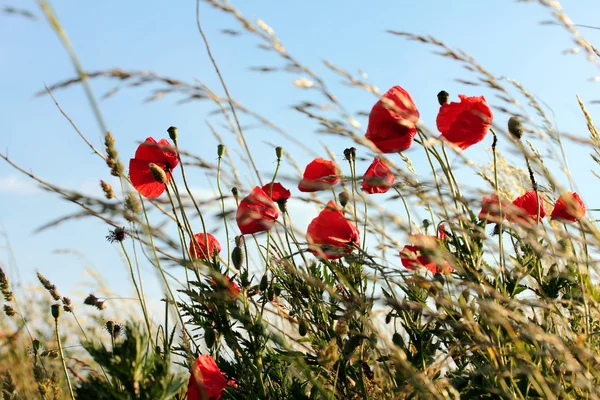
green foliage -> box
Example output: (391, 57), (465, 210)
(74, 324), (185, 400)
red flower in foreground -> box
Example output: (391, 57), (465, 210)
(187, 355), (227, 400)
(551, 192), (586, 222)
(436, 95), (493, 150)
(509, 191), (546, 225)
(129, 137), (179, 198)
(261, 182), (291, 203)
(400, 234), (453, 274)
(365, 86), (420, 153)
(298, 158), (339, 192)
(478, 194), (509, 224)
(306, 200), (360, 259)
(236, 187), (279, 235)
(211, 276), (241, 297)
(189, 232), (221, 261)
(362, 158), (395, 194)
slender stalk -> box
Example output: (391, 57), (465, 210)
(53, 312), (75, 400)
(120, 241), (152, 335)
(217, 152), (232, 271)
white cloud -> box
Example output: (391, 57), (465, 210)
(0, 175), (40, 194)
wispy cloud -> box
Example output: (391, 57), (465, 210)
(0, 174), (40, 194)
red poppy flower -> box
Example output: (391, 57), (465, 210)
(362, 158), (395, 194)
(365, 86), (420, 153)
(436, 95), (493, 150)
(478, 194), (509, 224)
(551, 192), (585, 222)
(261, 182), (291, 203)
(129, 137), (179, 198)
(400, 234), (453, 274)
(236, 186), (279, 235)
(306, 200), (360, 259)
(211, 276), (241, 297)
(298, 158), (339, 192)
(189, 232), (221, 261)
(509, 191), (546, 225)
(187, 354), (227, 400)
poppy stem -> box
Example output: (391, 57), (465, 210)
(217, 152), (232, 272)
(53, 312), (75, 400)
(119, 241), (152, 339)
(491, 128), (506, 283)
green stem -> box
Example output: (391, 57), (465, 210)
(54, 316), (75, 400)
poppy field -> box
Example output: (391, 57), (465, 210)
(2, 1), (600, 399)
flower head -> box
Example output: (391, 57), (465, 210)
(436, 95), (493, 150)
(365, 86), (420, 153)
(306, 200), (360, 259)
(236, 187), (279, 235)
(298, 158), (339, 192)
(187, 354), (227, 400)
(361, 158), (395, 194)
(211, 276), (241, 297)
(478, 194), (509, 224)
(400, 234), (453, 274)
(509, 190), (546, 225)
(129, 137), (179, 198)
(261, 182), (291, 203)
(551, 192), (585, 222)
(190, 232), (221, 261)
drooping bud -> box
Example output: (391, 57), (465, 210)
(508, 116), (524, 140)
(167, 126), (178, 141)
(217, 144), (225, 157)
(231, 187), (239, 202)
(338, 191), (350, 208)
(275, 146), (283, 160)
(204, 327), (216, 348)
(437, 91), (449, 106)
(350, 147), (357, 161)
(259, 275), (268, 292)
(298, 319), (308, 337)
(343, 148), (353, 161)
(148, 163), (167, 184)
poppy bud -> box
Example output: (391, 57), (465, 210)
(422, 219), (431, 230)
(148, 163), (167, 184)
(298, 319), (308, 337)
(437, 90), (449, 106)
(204, 327), (216, 348)
(385, 313), (392, 324)
(274, 285), (281, 296)
(343, 148), (353, 161)
(217, 144), (225, 157)
(339, 191), (350, 208)
(167, 126), (178, 141)
(350, 147), (357, 161)
(232, 246), (244, 270)
(51, 304), (60, 319)
(231, 187), (239, 201)
(267, 286), (275, 301)
(275, 146), (283, 160)
(392, 332), (403, 347)
(259, 275), (268, 292)
(507, 116), (523, 140)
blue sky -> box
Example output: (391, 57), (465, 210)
(1, 1), (599, 321)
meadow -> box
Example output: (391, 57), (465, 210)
(2, 1), (600, 399)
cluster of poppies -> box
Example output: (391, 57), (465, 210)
(127, 85), (587, 399)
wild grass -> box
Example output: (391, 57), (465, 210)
(2, 0), (600, 399)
